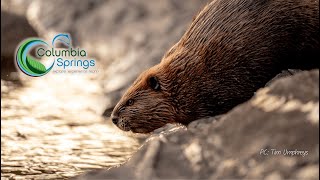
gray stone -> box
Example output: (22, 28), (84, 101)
(76, 70), (319, 179)
(1, 0), (33, 16)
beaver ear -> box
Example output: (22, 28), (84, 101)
(148, 76), (160, 91)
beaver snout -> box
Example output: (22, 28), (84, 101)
(110, 113), (131, 131)
(111, 115), (119, 125)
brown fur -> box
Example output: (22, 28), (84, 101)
(111, 0), (319, 133)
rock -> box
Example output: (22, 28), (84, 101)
(265, 69), (302, 87)
(25, 0), (208, 112)
(1, 10), (37, 80)
(75, 70), (319, 179)
(1, 0), (34, 16)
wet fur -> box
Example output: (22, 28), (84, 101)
(112, 0), (319, 133)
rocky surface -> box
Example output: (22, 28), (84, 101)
(76, 70), (319, 180)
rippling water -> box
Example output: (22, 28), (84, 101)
(1, 71), (140, 179)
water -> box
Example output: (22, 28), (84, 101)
(1, 71), (140, 179)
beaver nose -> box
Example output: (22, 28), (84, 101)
(111, 115), (119, 125)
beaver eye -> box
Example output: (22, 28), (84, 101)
(148, 76), (160, 91)
(126, 99), (134, 106)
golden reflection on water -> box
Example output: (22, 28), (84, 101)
(1, 71), (139, 179)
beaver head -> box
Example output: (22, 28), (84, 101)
(110, 42), (233, 133)
(110, 61), (180, 133)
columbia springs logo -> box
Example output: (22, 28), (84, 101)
(15, 33), (96, 77)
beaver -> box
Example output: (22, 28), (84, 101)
(110, 0), (319, 133)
